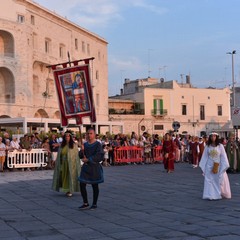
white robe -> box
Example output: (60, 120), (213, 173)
(199, 144), (231, 200)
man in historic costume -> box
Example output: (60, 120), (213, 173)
(78, 128), (104, 210)
(198, 136), (205, 162)
(225, 132), (240, 173)
(192, 136), (200, 168)
(162, 133), (176, 173)
(199, 132), (231, 200)
(174, 134), (181, 163)
(52, 131), (81, 197)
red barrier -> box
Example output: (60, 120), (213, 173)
(113, 146), (163, 164)
(114, 146), (143, 164)
(152, 146), (163, 162)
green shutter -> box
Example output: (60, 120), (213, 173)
(160, 99), (163, 114)
(153, 99), (157, 114)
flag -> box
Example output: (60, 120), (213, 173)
(52, 62), (96, 127)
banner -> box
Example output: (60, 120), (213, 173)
(52, 62), (96, 127)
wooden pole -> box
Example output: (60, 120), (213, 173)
(78, 125), (83, 146)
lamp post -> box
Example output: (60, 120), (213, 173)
(227, 50), (236, 107)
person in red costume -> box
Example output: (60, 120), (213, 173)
(162, 133), (176, 173)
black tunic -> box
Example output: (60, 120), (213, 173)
(78, 141), (104, 184)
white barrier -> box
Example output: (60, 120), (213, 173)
(7, 149), (48, 169)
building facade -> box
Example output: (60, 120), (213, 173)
(0, 0), (121, 133)
(109, 77), (232, 137)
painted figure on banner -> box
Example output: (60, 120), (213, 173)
(72, 72), (89, 112)
(60, 71), (90, 115)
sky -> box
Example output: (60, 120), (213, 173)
(33, 0), (240, 96)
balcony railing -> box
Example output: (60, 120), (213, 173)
(151, 109), (167, 116)
(109, 108), (144, 115)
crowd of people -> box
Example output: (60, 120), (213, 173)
(0, 129), (237, 204)
(0, 130), (240, 173)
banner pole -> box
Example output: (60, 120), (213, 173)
(78, 125), (83, 146)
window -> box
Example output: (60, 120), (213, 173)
(59, 44), (65, 58)
(153, 99), (164, 115)
(96, 70), (99, 80)
(59, 46), (63, 58)
(17, 14), (25, 23)
(82, 41), (85, 53)
(154, 125), (164, 130)
(45, 38), (51, 53)
(75, 38), (78, 50)
(31, 15), (35, 25)
(96, 93), (100, 107)
(87, 43), (90, 55)
(218, 105), (222, 116)
(182, 105), (187, 115)
(98, 51), (101, 61)
(200, 105), (205, 120)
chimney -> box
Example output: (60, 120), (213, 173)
(120, 88), (123, 95)
(160, 78), (164, 83)
(186, 75), (190, 84)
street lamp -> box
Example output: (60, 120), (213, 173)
(227, 50), (236, 107)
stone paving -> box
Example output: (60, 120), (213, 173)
(0, 163), (240, 240)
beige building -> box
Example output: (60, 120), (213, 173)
(109, 77), (232, 137)
(0, 0), (122, 133)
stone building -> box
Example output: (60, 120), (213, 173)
(109, 77), (232, 137)
(0, 0), (122, 134)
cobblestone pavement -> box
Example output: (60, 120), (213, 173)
(0, 162), (240, 240)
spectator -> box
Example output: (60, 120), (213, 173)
(49, 134), (59, 168)
(42, 137), (52, 169)
(102, 137), (111, 167)
(144, 136), (152, 164)
(152, 134), (162, 147)
(10, 137), (21, 150)
(20, 134), (32, 151)
(2, 132), (12, 171)
(130, 132), (139, 146)
(0, 137), (6, 172)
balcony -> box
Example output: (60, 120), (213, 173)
(151, 109), (168, 117)
(109, 108), (144, 115)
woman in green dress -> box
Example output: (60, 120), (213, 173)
(52, 131), (81, 197)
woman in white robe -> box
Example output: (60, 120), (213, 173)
(199, 132), (231, 200)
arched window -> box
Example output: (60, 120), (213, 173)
(0, 67), (15, 103)
(0, 30), (14, 57)
(34, 109), (49, 118)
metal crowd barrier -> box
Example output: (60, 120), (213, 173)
(7, 149), (48, 169)
(152, 146), (163, 162)
(114, 146), (163, 164)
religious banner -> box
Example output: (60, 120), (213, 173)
(51, 59), (96, 127)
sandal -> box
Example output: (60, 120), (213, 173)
(66, 192), (73, 197)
